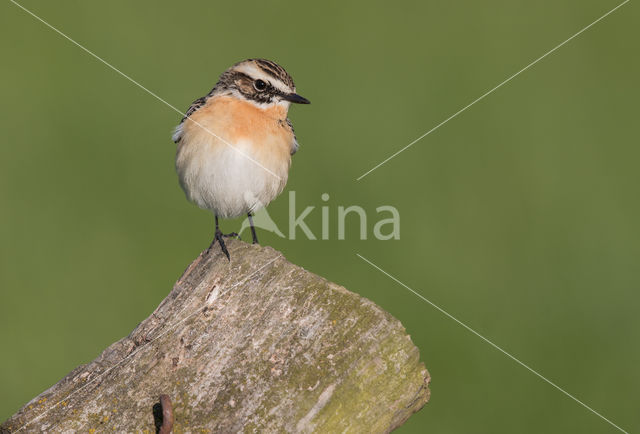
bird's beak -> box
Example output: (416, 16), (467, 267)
(282, 93), (310, 104)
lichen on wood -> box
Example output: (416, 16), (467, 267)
(2, 241), (430, 433)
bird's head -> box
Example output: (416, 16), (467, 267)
(213, 58), (310, 109)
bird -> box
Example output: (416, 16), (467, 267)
(172, 59), (309, 260)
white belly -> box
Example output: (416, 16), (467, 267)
(176, 138), (289, 219)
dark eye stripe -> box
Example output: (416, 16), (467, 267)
(222, 71), (253, 84)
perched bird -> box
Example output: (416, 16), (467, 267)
(173, 59), (309, 260)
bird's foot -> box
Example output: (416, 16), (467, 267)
(223, 232), (241, 240)
(206, 230), (231, 261)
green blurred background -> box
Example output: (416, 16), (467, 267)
(1, 0), (638, 432)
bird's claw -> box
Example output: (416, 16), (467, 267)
(207, 230), (231, 261)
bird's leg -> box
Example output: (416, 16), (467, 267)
(206, 215), (230, 261)
(248, 213), (259, 244)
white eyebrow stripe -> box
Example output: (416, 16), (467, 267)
(233, 63), (293, 93)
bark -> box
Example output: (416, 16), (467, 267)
(2, 241), (430, 433)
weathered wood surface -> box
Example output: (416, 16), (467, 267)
(2, 241), (430, 433)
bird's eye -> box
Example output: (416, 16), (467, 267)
(254, 79), (267, 91)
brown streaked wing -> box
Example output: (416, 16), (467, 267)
(173, 90), (214, 143)
(286, 118), (299, 155)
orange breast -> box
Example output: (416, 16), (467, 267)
(184, 96), (294, 171)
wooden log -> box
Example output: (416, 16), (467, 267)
(2, 241), (430, 433)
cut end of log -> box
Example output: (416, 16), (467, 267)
(2, 240), (430, 433)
